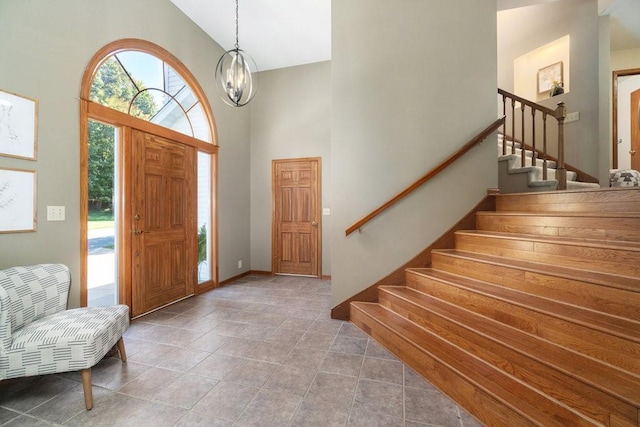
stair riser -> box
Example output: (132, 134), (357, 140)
(455, 233), (640, 278)
(496, 189), (640, 214)
(350, 304), (573, 427)
(378, 289), (638, 426)
(430, 252), (640, 322)
(476, 214), (640, 242)
(405, 272), (640, 375)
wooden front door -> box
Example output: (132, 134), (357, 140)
(131, 130), (196, 317)
(631, 88), (640, 171)
(272, 158), (321, 277)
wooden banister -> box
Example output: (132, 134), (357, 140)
(345, 117), (505, 236)
(498, 88), (569, 190)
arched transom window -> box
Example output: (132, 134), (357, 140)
(90, 50), (211, 142)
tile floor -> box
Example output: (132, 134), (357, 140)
(0, 275), (483, 427)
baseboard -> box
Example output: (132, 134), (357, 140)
(330, 192), (498, 320)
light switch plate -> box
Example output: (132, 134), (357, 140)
(322, 208), (331, 216)
(47, 206), (65, 221)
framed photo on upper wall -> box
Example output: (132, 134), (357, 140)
(537, 62), (563, 94)
(0, 167), (37, 233)
(0, 89), (38, 160)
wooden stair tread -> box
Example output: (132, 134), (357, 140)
(379, 285), (640, 408)
(476, 211), (640, 219)
(351, 302), (599, 427)
(432, 249), (640, 293)
(405, 268), (640, 343)
(456, 229), (640, 251)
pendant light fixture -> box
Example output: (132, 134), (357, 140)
(215, 0), (258, 107)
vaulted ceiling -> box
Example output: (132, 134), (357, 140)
(169, 0), (640, 71)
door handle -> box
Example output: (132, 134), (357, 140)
(311, 221), (317, 227)
(630, 150), (637, 155)
(134, 229), (145, 235)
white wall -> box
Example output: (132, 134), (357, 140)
(330, 0), (498, 307)
(0, 0), (251, 306)
(249, 61), (331, 276)
(611, 48), (640, 172)
(498, 0), (601, 179)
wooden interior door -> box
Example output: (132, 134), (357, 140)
(131, 130), (196, 317)
(273, 158), (321, 277)
(631, 88), (640, 171)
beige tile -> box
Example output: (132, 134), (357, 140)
(348, 406), (404, 426)
(365, 339), (399, 360)
(296, 332), (335, 351)
(155, 347), (211, 372)
(27, 382), (111, 424)
(191, 381), (259, 421)
(404, 386), (461, 426)
(305, 372), (358, 413)
(127, 341), (180, 366)
(174, 411), (231, 427)
(290, 401), (349, 427)
(307, 319), (344, 335)
(0, 376), (77, 413)
(263, 365), (316, 396)
(282, 347), (327, 371)
(0, 408), (20, 425)
(117, 367), (182, 400)
(330, 336), (369, 355)
(90, 358), (152, 391)
(237, 324), (277, 340)
(265, 326), (305, 346)
(187, 330), (230, 352)
(246, 340), (294, 364)
(224, 359), (278, 387)
(65, 393), (142, 426)
(320, 352), (364, 377)
(360, 357), (403, 385)
(460, 409), (484, 427)
(120, 398), (187, 427)
(215, 337), (261, 357)
(4, 415), (59, 427)
(279, 317), (314, 331)
(339, 322), (370, 339)
(212, 320), (249, 337)
(234, 389), (300, 426)
(153, 374), (218, 409)
(188, 353), (242, 380)
(352, 379), (403, 419)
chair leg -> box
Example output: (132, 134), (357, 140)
(81, 368), (93, 410)
(116, 337), (127, 362)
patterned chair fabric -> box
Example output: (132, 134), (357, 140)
(0, 264), (129, 381)
(610, 169), (640, 187)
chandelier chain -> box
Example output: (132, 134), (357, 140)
(235, 0), (239, 49)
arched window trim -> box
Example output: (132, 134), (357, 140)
(80, 38), (217, 146)
(79, 39), (219, 308)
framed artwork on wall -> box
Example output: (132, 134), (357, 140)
(537, 62), (563, 94)
(0, 89), (38, 160)
(0, 167), (37, 233)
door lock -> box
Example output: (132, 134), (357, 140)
(134, 229), (145, 235)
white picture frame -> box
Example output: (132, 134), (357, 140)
(0, 167), (37, 233)
(0, 89), (38, 160)
(537, 61), (563, 94)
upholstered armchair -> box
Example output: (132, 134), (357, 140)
(0, 264), (129, 410)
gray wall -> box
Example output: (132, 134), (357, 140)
(330, 0), (498, 307)
(249, 62), (332, 276)
(497, 0), (601, 179)
(0, 0), (251, 307)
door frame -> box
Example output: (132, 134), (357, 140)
(271, 157), (322, 277)
(80, 101), (219, 308)
(612, 67), (640, 168)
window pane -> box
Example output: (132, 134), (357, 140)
(188, 102), (210, 142)
(197, 151), (212, 284)
(87, 120), (118, 306)
(90, 57), (137, 114)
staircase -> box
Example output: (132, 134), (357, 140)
(498, 135), (600, 192)
(351, 188), (640, 426)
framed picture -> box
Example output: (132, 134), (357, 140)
(537, 62), (563, 94)
(0, 167), (37, 233)
(0, 89), (38, 160)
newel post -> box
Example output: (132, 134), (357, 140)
(555, 101), (567, 191)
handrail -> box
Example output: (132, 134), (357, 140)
(345, 117), (505, 236)
(497, 88), (556, 116)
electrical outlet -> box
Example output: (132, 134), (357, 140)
(322, 208), (331, 216)
(565, 111), (580, 123)
(238, 260), (243, 269)
(47, 206), (65, 221)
